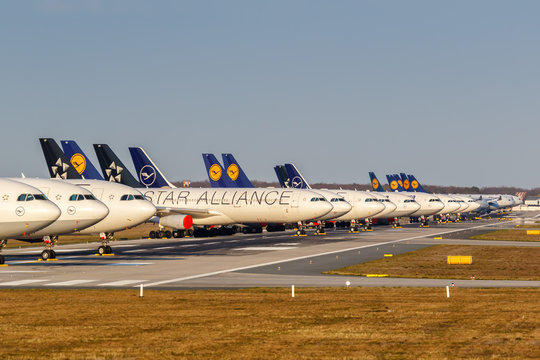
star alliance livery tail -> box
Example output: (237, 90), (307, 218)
(128, 147), (175, 188)
(221, 154), (254, 188)
(60, 140), (104, 180)
(368, 172), (385, 192)
(93, 144), (141, 187)
(202, 154), (235, 188)
(39, 138), (83, 180)
(274, 165), (290, 188)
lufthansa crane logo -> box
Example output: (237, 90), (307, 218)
(67, 206), (76, 215)
(15, 206), (25, 216)
(403, 179), (410, 190)
(372, 178), (379, 190)
(70, 153), (86, 175)
(390, 181), (398, 190)
(209, 164), (222, 181)
(139, 165), (156, 186)
(291, 176), (304, 188)
(411, 180), (419, 189)
(397, 179), (403, 188)
(227, 164), (239, 181)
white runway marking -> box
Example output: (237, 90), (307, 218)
(123, 249), (146, 253)
(47, 280), (96, 286)
(204, 242), (220, 245)
(99, 280), (147, 286)
(142, 222), (505, 288)
(275, 243), (300, 246)
(0, 271), (45, 273)
(235, 246), (297, 251)
(0, 279), (50, 286)
(113, 245), (138, 248)
(154, 247), (173, 250)
(179, 244), (196, 247)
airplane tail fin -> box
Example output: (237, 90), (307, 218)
(407, 174), (428, 193)
(202, 153), (233, 188)
(129, 147), (176, 188)
(60, 140), (103, 180)
(386, 174), (404, 192)
(93, 144), (141, 187)
(368, 172), (385, 192)
(284, 164), (311, 189)
(39, 138), (82, 180)
(221, 154), (254, 188)
(274, 165), (290, 188)
(400, 173), (411, 192)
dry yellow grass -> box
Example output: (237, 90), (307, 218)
(326, 245), (540, 280)
(0, 288), (538, 359)
(470, 229), (540, 242)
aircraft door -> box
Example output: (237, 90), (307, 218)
(92, 188), (104, 200)
(291, 192), (299, 208)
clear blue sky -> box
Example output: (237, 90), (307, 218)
(1, 1), (539, 188)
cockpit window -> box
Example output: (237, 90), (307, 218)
(33, 194), (47, 200)
(121, 194), (136, 201)
(84, 194), (96, 200)
(134, 195), (145, 200)
(70, 194), (86, 201)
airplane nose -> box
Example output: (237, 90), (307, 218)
(370, 200), (386, 217)
(320, 200), (352, 220)
(317, 200), (333, 218)
(137, 200), (157, 222)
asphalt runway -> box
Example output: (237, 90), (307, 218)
(1, 213), (539, 290)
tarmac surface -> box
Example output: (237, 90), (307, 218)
(1, 212), (539, 290)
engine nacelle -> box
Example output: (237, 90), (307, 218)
(159, 215), (193, 230)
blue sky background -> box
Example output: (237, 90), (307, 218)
(1, 1), (539, 187)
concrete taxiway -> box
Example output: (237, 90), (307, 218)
(1, 214), (539, 289)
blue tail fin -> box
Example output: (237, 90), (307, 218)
(39, 138), (82, 180)
(368, 172), (385, 192)
(128, 147), (176, 188)
(399, 173), (411, 192)
(284, 164), (311, 189)
(386, 174), (404, 192)
(201, 154), (233, 188)
(274, 165), (290, 188)
(60, 140), (103, 180)
(93, 144), (141, 187)
(407, 174), (428, 193)
(221, 154), (254, 188)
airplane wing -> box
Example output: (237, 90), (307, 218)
(155, 206), (227, 220)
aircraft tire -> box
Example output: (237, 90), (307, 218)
(0, 255), (4, 264)
(149, 231), (157, 239)
(41, 250), (51, 261)
(165, 230), (172, 238)
(50, 250), (56, 259)
(158, 231), (164, 238)
(105, 245), (112, 254)
(98, 246), (106, 255)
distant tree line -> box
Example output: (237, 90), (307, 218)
(174, 180), (540, 197)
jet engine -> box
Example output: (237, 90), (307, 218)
(159, 215), (193, 230)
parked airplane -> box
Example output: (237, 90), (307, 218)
(0, 179), (62, 264)
(367, 172), (422, 227)
(382, 173), (445, 226)
(90, 144), (333, 237)
(40, 139), (156, 254)
(275, 164), (386, 232)
(202, 156), (352, 234)
(11, 178), (110, 260)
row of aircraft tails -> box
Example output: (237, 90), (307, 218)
(0, 138), (522, 264)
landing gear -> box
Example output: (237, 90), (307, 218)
(349, 220), (359, 233)
(363, 218), (373, 231)
(98, 232), (114, 255)
(296, 222), (307, 236)
(392, 217), (402, 228)
(0, 239), (6, 264)
(419, 216), (429, 228)
(314, 222), (326, 235)
(41, 236), (58, 260)
(172, 230), (184, 238)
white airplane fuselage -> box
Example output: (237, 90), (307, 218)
(12, 178), (110, 238)
(404, 192), (445, 217)
(0, 179), (61, 239)
(329, 190), (386, 221)
(65, 180), (156, 234)
(378, 192), (421, 218)
(139, 187), (332, 225)
(309, 189), (352, 221)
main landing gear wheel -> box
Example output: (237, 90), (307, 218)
(98, 246), (113, 255)
(41, 249), (56, 261)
